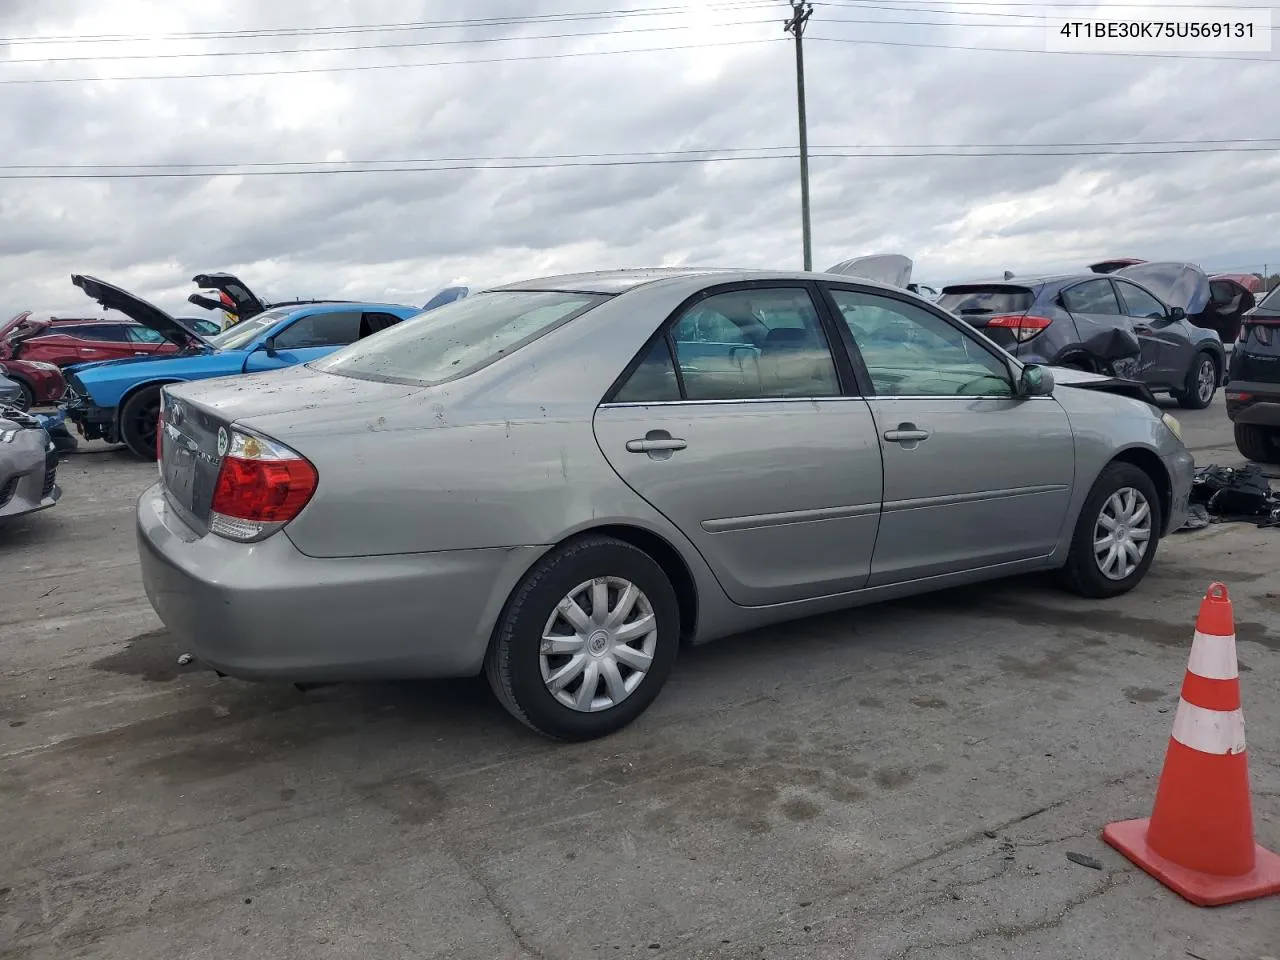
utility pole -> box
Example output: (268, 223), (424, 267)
(785, 1), (814, 271)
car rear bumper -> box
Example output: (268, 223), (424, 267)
(1224, 380), (1280, 426)
(135, 482), (547, 682)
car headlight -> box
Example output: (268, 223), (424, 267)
(1161, 412), (1183, 442)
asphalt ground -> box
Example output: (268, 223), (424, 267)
(2, 392), (1277, 959)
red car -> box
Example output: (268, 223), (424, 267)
(1, 311), (180, 368)
(0, 358), (66, 410)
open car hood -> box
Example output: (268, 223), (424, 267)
(422, 285), (470, 311)
(1089, 258), (1147, 274)
(1114, 261), (1210, 315)
(824, 254), (913, 289)
(71, 274), (207, 349)
(189, 272), (267, 321)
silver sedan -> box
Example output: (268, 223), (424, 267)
(137, 269), (1194, 740)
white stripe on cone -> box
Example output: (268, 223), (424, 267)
(1170, 699), (1247, 755)
(1187, 630), (1240, 680)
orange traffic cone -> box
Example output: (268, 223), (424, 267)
(1103, 582), (1280, 906)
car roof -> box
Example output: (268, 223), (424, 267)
(488, 267), (912, 296)
(942, 273), (1129, 290)
(270, 300), (418, 317)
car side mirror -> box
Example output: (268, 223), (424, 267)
(1169, 307), (1186, 321)
(1016, 363), (1054, 398)
(262, 336), (278, 357)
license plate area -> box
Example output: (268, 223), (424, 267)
(161, 434), (201, 513)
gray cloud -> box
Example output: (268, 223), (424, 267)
(1, 0), (1277, 321)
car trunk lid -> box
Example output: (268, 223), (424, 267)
(189, 272), (268, 322)
(158, 365), (419, 534)
(825, 254), (913, 288)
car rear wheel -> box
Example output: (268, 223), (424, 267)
(1234, 423), (1280, 464)
(1175, 352), (1217, 410)
(119, 387), (161, 460)
(1057, 462), (1161, 599)
(485, 535), (680, 741)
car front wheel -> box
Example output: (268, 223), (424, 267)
(485, 535), (680, 741)
(1057, 462), (1162, 598)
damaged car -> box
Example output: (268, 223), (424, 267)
(938, 262), (1226, 409)
(0, 407), (60, 521)
(63, 275), (421, 460)
(1226, 284), (1280, 464)
(137, 267), (1192, 741)
(0, 358), (66, 411)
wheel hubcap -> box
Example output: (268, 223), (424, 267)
(1197, 359), (1215, 402)
(539, 577), (658, 713)
(1093, 486), (1152, 581)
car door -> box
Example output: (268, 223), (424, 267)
(241, 310), (363, 373)
(821, 285), (1075, 586)
(593, 283), (884, 606)
(1058, 277), (1134, 370)
(1113, 279), (1186, 388)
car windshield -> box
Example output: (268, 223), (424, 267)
(313, 290), (608, 385)
(205, 307), (295, 350)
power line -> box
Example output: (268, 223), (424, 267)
(2, 144), (1278, 180)
(0, 18), (779, 64)
(0, 37), (785, 84)
(822, 0), (1280, 8)
(9, 137), (1277, 171)
(826, 14), (1280, 29)
(0, 2), (778, 44)
(809, 35), (1279, 61)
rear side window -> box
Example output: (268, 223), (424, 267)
(70, 324), (127, 342)
(1061, 279), (1122, 315)
(313, 291), (607, 386)
(273, 311), (362, 350)
(936, 286), (1034, 317)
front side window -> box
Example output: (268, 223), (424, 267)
(829, 289), (1013, 397)
(314, 290), (607, 386)
(669, 287), (839, 400)
(126, 326), (166, 344)
(1114, 281), (1167, 320)
(1061, 279), (1122, 315)
(272, 311), (362, 350)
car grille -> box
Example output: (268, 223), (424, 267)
(42, 464), (57, 499)
(0, 476), (17, 508)
(1, 407), (39, 429)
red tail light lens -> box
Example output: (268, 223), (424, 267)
(986, 314), (1053, 342)
(209, 429), (317, 542)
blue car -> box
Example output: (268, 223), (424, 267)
(64, 275), (422, 459)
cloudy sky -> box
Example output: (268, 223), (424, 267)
(1, 0), (1277, 318)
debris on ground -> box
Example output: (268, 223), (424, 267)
(1065, 852), (1104, 870)
(1178, 464), (1280, 531)
(176, 653), (193, 665)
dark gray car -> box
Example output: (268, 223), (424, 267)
(938, 262), (1226, 410)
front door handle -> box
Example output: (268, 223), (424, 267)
(883, 423), (931, 447)
(626, 429), (687, 460)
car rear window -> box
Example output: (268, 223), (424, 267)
(312, 290), (608, 386)
(936, 285), (1035, 316)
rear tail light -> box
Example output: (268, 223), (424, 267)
(209, 429), (318, 542)
(986, 314), (1053, 342)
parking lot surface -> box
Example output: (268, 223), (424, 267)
(2, 396), (1278, 959)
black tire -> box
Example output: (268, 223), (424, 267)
(484, 535), (680, 741)
(1175, 351), (1217, 410)
(1234, 423), (1280, 464)
(1057, 461), (1162, 599)
(119, 387), (161, 460)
